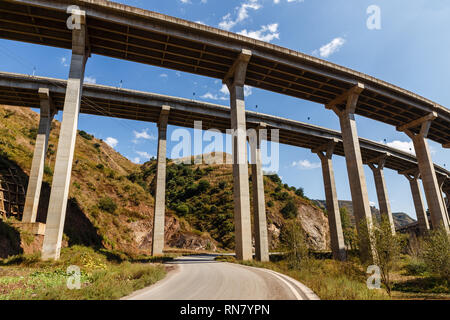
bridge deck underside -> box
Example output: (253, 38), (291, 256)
(0, 73), (448, 194)
(0, 0), (449, 146)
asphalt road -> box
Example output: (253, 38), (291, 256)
(124, 255), (319, 300)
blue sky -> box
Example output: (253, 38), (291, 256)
(0, 0), (449, 219)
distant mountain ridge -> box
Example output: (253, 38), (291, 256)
(312, 200), (416, 229)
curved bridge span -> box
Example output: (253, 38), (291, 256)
(0, 0), (449, 147)
(0, 71), (448, 194)
(0, 0), (448, 262)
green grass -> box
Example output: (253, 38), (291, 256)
(233, 257), (390, 300)
(0, 246), (170, 300)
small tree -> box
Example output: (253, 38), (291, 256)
(340, 207), (358, 250)
(281, 200), (298, 219)
(362, 217), (404, 296)
(280, 220), (309, 269)
(423, 226), (450, 280)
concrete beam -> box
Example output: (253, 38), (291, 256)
(226, 49), (253, 261)
(397, 112), (438, 133)
(151, 105), (170, 256)
(314, 140), (346, 261)
(443, 143), (450, 149)
(399, 116), (449, 233)
(328, 84), (374, 261)
(325, 83), (365, 113)
(41, 12), (89, 261)
(368, 155), (395, 235)
(223, 49), (252, 85)
(249, 123), (269, 262)
(22, 88), (55, 223)
(403, 172), (430, 234)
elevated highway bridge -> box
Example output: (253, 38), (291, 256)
(0, 0), (448, 261)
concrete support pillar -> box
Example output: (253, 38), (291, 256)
(249, 123), (269, 262)
(224, 49), (253, 261)
(22, 88), (55, 223)
(42, 11), (89, 260)
(398, 113), (449, 232)
(313, 139), (346, 261)
(437, 176), (450, 228)
(151, 105), (170, 256)
(368, 154), (395, 234)
(403, 172), (430, 234)
(326, 84), (374, 260)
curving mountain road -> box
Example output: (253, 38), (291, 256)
(124, 255), (319, 300)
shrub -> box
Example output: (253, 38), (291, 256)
(281, 200), (298, 219)
(267, 174), (282, 184)
(78, 130), (93, 140)
(218, 181), (227, 190)
(96, 164), (104, 170)
(295, 188), (305, 198)
(198, 179), (211, 193)
(404, 259), (428, 276)
(423, 226), (450, 280)
(267, 200), (274, 208)
(98, 197), (117, 214)
(176, 204), (190, 216)
(93, 143), (101, 149)
(44, 165), (53, 176)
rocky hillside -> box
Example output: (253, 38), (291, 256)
(0, 105), (330, 258)
(313, 200), (416, 228)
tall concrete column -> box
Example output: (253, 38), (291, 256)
(437, 175), (450, 228)
(368, 154), (395, 234)
(249, 123), (269, 262)
(313, 139), (346, 261)
(42, 11), (89, 260)
(326, 84), (374, 260)
(151, 105), (170, 256)
(22, 88), (55, 223)
(224, 49), (253, 261)
(398, 113), (449, 232)
(403, 172), (430, 234)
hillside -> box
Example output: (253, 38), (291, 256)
(0, 105), (330, 258)
(313, 200), (416, 228)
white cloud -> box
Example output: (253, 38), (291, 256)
(370, 201), (376, 207)
(314, 37), (346, 58)
(219, 0), (261, 31)
(105, 137), (118, 148)
(382, 140), (415, 155)
(291, 159), (321, 170)
(135, 151), (152, 161)
(133, 129), (156, 141)
(201, 84), (252, 101)
(131, 157), (141, 164)
(160, 73), (168, 78)
(238, 23), (280, 42)
(84, 76), (96, 84)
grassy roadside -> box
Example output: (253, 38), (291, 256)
(215, 254), (449, 300)
(0, 246), (173, 300)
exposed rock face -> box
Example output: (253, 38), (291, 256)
(297, 204), (330, 251)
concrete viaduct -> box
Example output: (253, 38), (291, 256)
(1, 71), (449, 262)
(0, 0), (449, 261)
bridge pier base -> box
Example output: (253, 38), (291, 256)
(151, 106), (170, 256)
(368, 155), (395, 234)
(22, 88), (55, 223)
(327, 84), (374, 261)
(314, 140), (346, 261)
(403, 172), (430, 234)
(249, 123), (269, 262)
(224, 50), (253, 261)
(399, 114), (449, 232)
(42, 12), (89, 260)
